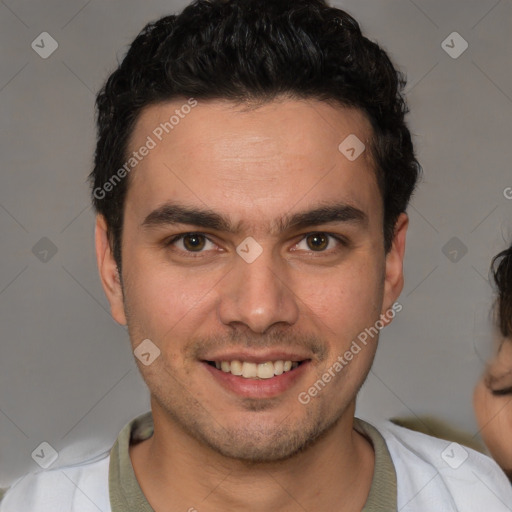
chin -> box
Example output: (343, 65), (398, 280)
(205, 430), (316, 464)
(195, 408), (341, 464)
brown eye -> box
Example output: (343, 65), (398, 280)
(182, 234), (206, 251)
(166, 232), (218, 255)
(306, 233), (329, 251)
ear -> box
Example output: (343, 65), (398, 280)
(380, 212), (408, 324)
(95, 215), (127, 325)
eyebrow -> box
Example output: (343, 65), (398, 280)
(141, 201), (368, 235)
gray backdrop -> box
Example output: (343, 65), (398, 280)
(1, 0), (511, 488)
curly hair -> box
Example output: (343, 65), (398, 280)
(492, 243), (512, 339)
(89, 0), (421, 269)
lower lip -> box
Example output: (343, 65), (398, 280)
(202, 361), (310, 399)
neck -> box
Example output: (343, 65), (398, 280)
(130, 400), (374, 512)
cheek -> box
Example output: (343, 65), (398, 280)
(482, 412), (512, 471)
(474, 381), (512, 469)
(122, 253), (223, 341)
(297, 257), (384, 330)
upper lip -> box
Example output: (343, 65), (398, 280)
(201, 350), (312, 364)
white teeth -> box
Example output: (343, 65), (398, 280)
(257, 362), (275, 379)
(213, 359), (300, 379)
(230, 360), (243, 376)
(242, 362), (258, 378)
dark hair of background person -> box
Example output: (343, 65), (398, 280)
(492, 243), (512, 339)
(89, 0), (422, 271)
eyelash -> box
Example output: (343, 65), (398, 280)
(164, 232), (349, 256)
(491, 386), (512, 397)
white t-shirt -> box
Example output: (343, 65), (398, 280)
(1, 413), (511, 511)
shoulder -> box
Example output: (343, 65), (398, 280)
(0, 451), (111, 512)
(375, 419), (512, 511)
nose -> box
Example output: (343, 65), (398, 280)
(217, 247), (300, 334)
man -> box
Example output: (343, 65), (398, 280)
(2, 0), (511, 510)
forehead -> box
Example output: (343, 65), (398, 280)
(124, 97), (381, 228)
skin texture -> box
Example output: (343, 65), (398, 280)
(474, 335), (512, 480)
(96, 97), (408, 511)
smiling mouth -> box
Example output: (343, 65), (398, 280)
(205, 360), (307, 379)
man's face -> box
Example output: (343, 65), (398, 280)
(97, 98), (406, 462)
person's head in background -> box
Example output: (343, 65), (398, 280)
(474, 242), (512, 480)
